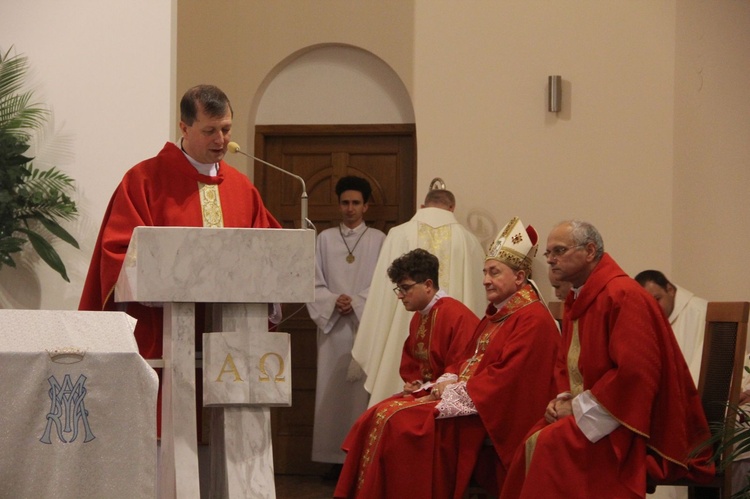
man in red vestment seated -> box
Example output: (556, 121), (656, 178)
(390, 248), (480, 398)
(78, 84), (281, 360)
(501, 220), (714, 499)
(334, 217), (561, 499)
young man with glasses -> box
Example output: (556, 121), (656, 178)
(386, 248), (479, 397)
(352, 189), (487, 407)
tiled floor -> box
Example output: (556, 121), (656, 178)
(275, 474), (337, 499)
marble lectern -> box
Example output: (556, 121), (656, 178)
(0, 310), (158, 499)
(115, 226), (315, 499)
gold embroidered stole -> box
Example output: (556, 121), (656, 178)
(413, 307), (439, 382)
(357, 398), (436, 491)
(198, 183), (224, 227)
(525, 319), (583, 473)
(458, 284), (539, 382)
(566, 320), (583, 396)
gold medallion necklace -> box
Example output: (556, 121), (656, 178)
(339, 225), (369, 263)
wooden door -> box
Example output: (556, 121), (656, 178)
(253, 124), (416, 475)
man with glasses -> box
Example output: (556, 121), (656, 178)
(501, 220), (714, 498)
(335, 217), (560, 499)
(352, 189), (487, 407)
(387, 248), (479, 397)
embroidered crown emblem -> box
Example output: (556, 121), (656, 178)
(47, 347), (86, 364)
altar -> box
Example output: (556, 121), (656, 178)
(0, 309), (158, 499)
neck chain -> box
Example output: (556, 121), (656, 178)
(339, 225), (369, 264)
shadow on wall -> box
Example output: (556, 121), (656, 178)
(0, 254), (41, 309)
(465, 208), (499, 251)
(0, 192), (103, 311)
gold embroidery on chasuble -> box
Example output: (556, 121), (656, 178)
(524, 429), (543, 474)
(525, 317), (582, 472)
(418, 222), (452, 292)
(567, 320), (584, 396)
(357, 398), (436, 491)
(458, 284), (539, 383)
(458, 321), (500, 382)
(199, 182), (224, 227)
(413, 308), (439, 381)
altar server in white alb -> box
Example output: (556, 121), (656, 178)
(306, 176), (386, 468)
(635, 269), (708, 383)
(352, 189), (487, 407)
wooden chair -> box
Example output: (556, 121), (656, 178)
(654, 301), (750, 499)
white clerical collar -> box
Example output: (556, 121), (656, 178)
(179, 139), (219, 176)
(572, 284), (583, 299)
(492, 294), (512, 310)
(339, 221), (366, 236)
(420, 289), (448, 316)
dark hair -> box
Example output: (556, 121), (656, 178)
(335, 176), (372, 203)
(634, 269), (672, 290)
(387, 248), (440, 289)
(423, 189), (455, 209)
(180, 85), (233, 125)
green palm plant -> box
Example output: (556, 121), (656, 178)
(0, 47), (78, 282)
(690, 362), (750, 499)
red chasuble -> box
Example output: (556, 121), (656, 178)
(399, 296), (480, 386)
(334, 284), (560, 499)
(501, 254), (714, 499)
(78, 142), (281, 359)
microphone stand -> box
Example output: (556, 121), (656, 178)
(227, 142), (313, 230)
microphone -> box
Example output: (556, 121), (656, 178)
(227, 142), (311, 230)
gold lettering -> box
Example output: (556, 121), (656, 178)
(215, 353), (243, 382)
(258, 352), (286, 382)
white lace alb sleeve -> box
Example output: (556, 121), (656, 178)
(435, 381), (477, 419)
(435, 372), (458, 385)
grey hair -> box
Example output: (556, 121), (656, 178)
(562, 220), (604, 261)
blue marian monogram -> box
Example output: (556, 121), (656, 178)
(40, 374), (96, 444)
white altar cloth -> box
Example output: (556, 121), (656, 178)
(0, 310), (158, 499)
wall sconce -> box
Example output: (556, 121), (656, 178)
(548, 75), (562, 113)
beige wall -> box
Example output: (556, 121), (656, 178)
(176, 0), (415, 158)
(177, 0), (750, 302)
(412, 1), (678, 293)
(673, 0), (750, 300)
(0, 0), (174, 310)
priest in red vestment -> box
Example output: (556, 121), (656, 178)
(79, 84), (280, 360)
(501, 220), (714, 499)
(390, 248), (480, 396)
(334, 217), (561, 499)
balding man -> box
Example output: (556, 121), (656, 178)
(501, 220), (714, 498)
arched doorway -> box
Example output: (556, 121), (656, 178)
(252, 44), (417, 475)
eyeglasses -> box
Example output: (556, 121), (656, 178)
(392, 281), (425, 296)
(543, 244), (584, 259)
